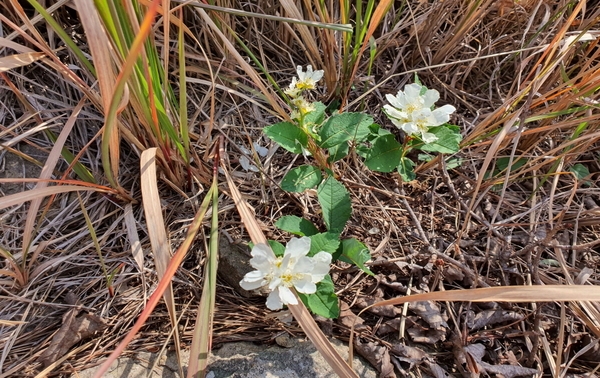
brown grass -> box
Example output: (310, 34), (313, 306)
(1, 0), (600, 377)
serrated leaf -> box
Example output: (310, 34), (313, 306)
(419, 125), (461, 154)
(308, 232), (340, 256)
(317, 177), (351, 233)
(298, 275), (339, 318)
(281, 165), (322, 192)
(268, 240), (285, 257)
(398, 157), (416, 181)
(364, 134), (402, 172)
(339, 238), (374, 276)
(318, 112), (373, 148)
(264, 122), (308, 154)
(275, 215), (319, 236)
(328, 142), (349, 163)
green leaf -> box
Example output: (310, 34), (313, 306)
(268, 240), (286, 257)
(398, 157), (416, 182)
(419, 125), (461, 154)
(496, 157), (527, 172)
(339, 238), (374, 276)
(264, 122), (308, 154)
(328, 142), (349, 163)
(364, 134), (402, 172)
(318, 112), (373, 148)
(281, 165), (322, 192)
(368, 123), (391, 138)
(317, 177), (352, 233)
(275, 216), (319, 236)
(308, 232), (340, 256)
(298, 275), (339, 318)
(570, 163), (590, 180)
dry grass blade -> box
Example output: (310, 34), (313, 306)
(362, 285), (600, 308)
(220, 153), (358, 378)
(20, 99), (85, 263)
(140, 148), (183, 373)
(278, 0), (322, 68)
(73, 0), (115, 112)
(194, 7), (287, 118)
(187, 171), (219, 378)
(0, 185), (111, 210)
(93, 156), (216, 378)
(461, 110), (523, 235)
(124, 203), (145, 271)
(0, 52), (45, 72)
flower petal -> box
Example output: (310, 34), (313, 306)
(311, 69), (324, 82)
(293, 255), (314, 273)
(278, 286), (298, 305)
(422, 88), (440, 108)
(310, 252), (332, 282)
(429, 107), (452, 126)
(249, 244), (275, 271)
(421, 131), (438, 144)
(266, 290), (283, 310)
(385, 93), (403, 109)
(401, 122), (420, 135)
(383, 105), (407, 121)
(268, 276), (282, 291)
(285, 237), (311, 260)
(404, 83), (423, 100)
(293, 276), (316, 294)
(240, 271), (266, 290)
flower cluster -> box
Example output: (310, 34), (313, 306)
(240, 237), (331, 310)
(285, 65), (323, 120)
(383, 83), (456, 143)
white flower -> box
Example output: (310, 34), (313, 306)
(285, 65), (324, 97)
(240, 237), (332, 310)
(383, 83), (455, 143)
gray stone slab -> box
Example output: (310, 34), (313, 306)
(75, 337), (377, 378)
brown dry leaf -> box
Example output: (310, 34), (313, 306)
(410, 301), (448, 330)
(354, 340), (395, 378)
(377, 318), (402, 335)
(462, 343), (539, 378)
(444, 265), (465, 283)
(391, 344), (454, 378)
(390, 343), (428, 371)
(338, 302), (369, 333)
(466, 309), (523, 331)
(355, 295), (402, 318)
(407, 325), (447, 344)
(38, 295), (107, 367)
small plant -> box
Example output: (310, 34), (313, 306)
(257, 66), (376, 318)
(255, 68), (462, 317)
(363, 79), (461, 181)
(240, 237), (332, 310)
